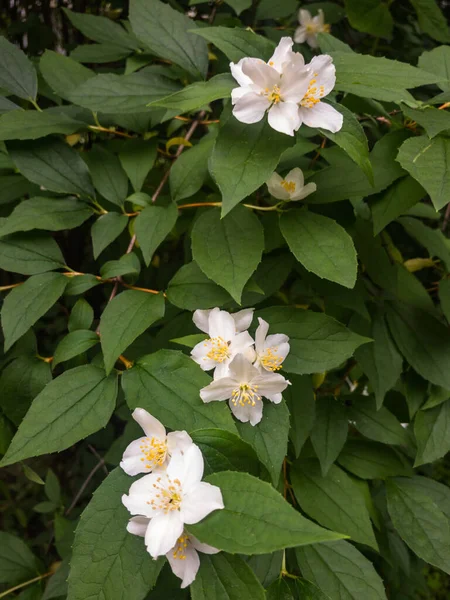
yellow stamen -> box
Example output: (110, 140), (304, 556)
(300, 74), (324, 109)
(205, 337), (230, 363)
(231, 383), (261, 407)
(139, 437), (168, 469)
(261, 348), (283, 372)
(147, 476), (183, 514)
(172, 535), (189, 560)
(280, 180), (296, 193)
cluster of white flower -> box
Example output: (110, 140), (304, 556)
(121, 408), (224, 588)
(230, 35), (342, 136)
(190, 308), (291, 426)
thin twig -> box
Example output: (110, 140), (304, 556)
(88, 444), (109, 476)
(65, 453), (107, 515)
(442, 203), (450, 232)
(0, 572), (53, 599)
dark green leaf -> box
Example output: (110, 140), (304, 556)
(285, 374), (315, 457)
(414, 400), (450, 466)
(40, 50), (95, 101)
(166, 261), (231, 310)
(0, 109), (84, 141)
(371, 176), (426, 235)
(91, 213), (129, 260)
(0, 36), (37, 100)
(63, 8), (139, 50)
(410, 0), (450, 42)
(53, 330), (99, 368)
(134, 203), (178, 266)
(170, 137), (215, 202)
(68, 298), (94, 332)
(310, 397), (348, 476)
(345, 0), (393, 37)
(190, 27), (276, 62)
(0, 532), (38, 584)
(84, 146), (129, 207)
(0, 232), (65, 275)
(348, 395), (409, 446)
(337, 438), (413, 479)
(119, 138), (157, 193)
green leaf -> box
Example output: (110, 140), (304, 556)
(188, 471), (345, 554)
(122, 350), (237, 433)
(408, 475), (450, 520)
(348, 395), (409, 446)
(84, 146), (128, 207)
(285, 374), (315, 457)
(396, 135), (450, 211)
(344, 0), (393, 37)
(130, 0), (208, 79)
(386, 302), (450, 389)
(40, 50), (95, 101)
(256, 306), (370, 375)
(209, 116), (293, 216)
(134, 203), (178, 266)
(419, 46), (450, 91)
(70, 43), (131, 63)
(0, 36), (37, 101)
(296, 541), (387, 600)
(371, 176), (425, 235)
(0, 197), (92, 237)
(190, 26), (275, 62)
(99, 252), (140, 280)
(0, 355), (52, 425)
(255, 0), (297, 20)
(292, 459), (378, 550)
(440, 278), (450, 323)
(402, 105), (450, 138)
(8, 138), (95, 198)
(295, 579), (331, 600)
(42, 559), (69, 600)
(265, 579), (295, 600)
(398, 216), (450, 270)
(0, 232), (65, 275)
(0, 97), (20, 114)
(191, 553), (265, 600)
(280, 209), (357, 289)
(0, 109), (84, 141)
(386, 477), (450, 574)
(150, 73), (235, 113)
(170, 137), (215, 202)
(63, 8), (139, 50)
(100, 291), (165, 375)
(414, 400), (450, 466)
(68, 298), (94, 332)
(0, 174), (39, 206)
(318, 32), (354, 53)
(91, 213), (128, 260)
(1, 273), (68, 352)
(68, 71), (180, 114)
(119, 138), (157, 193)
(192, 206), (263, 304)
(53, 330), (99, 368)
(65, 274), (101, 296)
(224, 0), (252, 15)
(403, 369), (427, 418)
(246, 552), (282, 588)
(310, 397), (348, 476)
(190, 428), (260, 476)
(236, 400), (290, 485)
(45, 469), (61, 505)
(166, 261), (231, 310)
(0, 532), (38, 584)
(0, 365), (117, 466)
(68, 468), (163, 600)
(338, 438), (413, 479)
(410, 0), (450, 42)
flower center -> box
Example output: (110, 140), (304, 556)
(280, 180), (296, 193)
(263, 84), (282, 105)
(172, 535), (189, 560)
(139, 437), (168, 469)
(205, 337), (230, 363)
(300, 74), (325, 108)
(260, 347), (283, 372)
(231, 383), (261, 407)
(147, 476), (183, 513)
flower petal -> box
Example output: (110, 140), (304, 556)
(145, 512), (184, 559)
(265, 332), (289, 348)
(267, 36), (294, 72)
(213, 361), (231, 380)
(191, 340), (218, 372)
(291, 181), (317, 201)
(229, 330), (255, 356)
(285, 167), (304, 191)
(267, 392), (283, 404)
(267, 172), (290, 200)
(230, 59), (253, 87)
(306, 33), (319, 49)
(122, 473), (160, 518)
(228, 353), (259, 382)
(208, 309), (235, 341)
(230, 397), (263, 425)
(189, 535), (220, 555)
(241, 57), (280, 90)
(299, 102), (343, 133)
(232, 92), (269, 124)
(127, 516), (149, 538)
(200, 377), (236, 403)
(120, 437), (154, 476)
(167, 542), (200, 589)
(232, 308), (254, 332)
(268, 102), (300, 136)
(298, 8), (312, 26)
(280, 61), (311, 103)
(252, 371), (290, 397)
(308, 55), (336, 96)
(294, 26), (307, 44)
(167, 430), (193, 455)
(132, 408), (166, 440)
(182, 482), (224, 524)
(255, 317), (269, 354)
(193, 309), (211, 334)
(167, 443), (204, 491)
(231, 86), (252, 104)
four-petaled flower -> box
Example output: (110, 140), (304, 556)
(120, 408), (192, 476)
(254, 317), (290, 372)
(266, 167), (316, 202)
(200, 354), (290, 426)
(122, 444), (224, 558)
(294, 8), (330, 49)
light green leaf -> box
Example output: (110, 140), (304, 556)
(40, 50), (95, 101)
(8, 138), (95, 198)
(0, 97), (20, 114)
(345, 0), (393, 37)
(119, 138), (157, 193)
(338, 438), (413, 479)
(191, 553), (265, 600)
(296, 541), (387, 600)
(0, 233), (65, 275)
(122, 350), (237, 433)
(292, 459), (378, 550)
(371, 176), (425, 235)
(348, 395), (409, 446)
(1, 273), (68, 351)
(84, 146), (128, 206)
(0, 532), (38, 585)
(410, 0), (450, 42)
(396, 134), (450, 210)
(318, 32), (354, 53)
(285, 374), (315, 457)
(310, 396), (348, 476)
(0, 365), (117, 466)
(170, 137), (215, 202)
(0, 36), (37, 101)
(53, 330), (99, 368)
(166, 261), (231, 310)
(209, 116), (293, 216)
(91, 213), (128, 260)
(188, 471), (345, 554)
(68, 468), (163, 600)
(280, 208), (357, 289)
(68, 298), (94, 332)
(191, 26), (275, 62)
(191, 206), (264, 304)
(386, 477), (450, 574)
(419, 46), (450, 91)
(256, 306), (370, 374)
(134, 203), (178, 266)
(100, 291), (165, 375)
(63, 8), (139, 50)
(170, 333), (207, 348)
(130, 0), (208, 79)
(0, 109), (84, 141)
(398, 215), (450, 269)
(414, 400), (450, 466)
(403, 104), (450, 138)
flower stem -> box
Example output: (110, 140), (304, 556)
(0, 572), (53, 598)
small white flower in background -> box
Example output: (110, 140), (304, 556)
(127, 518), (219, 589)
(190, 307), (255, 380)
(230, 37), (312, 136)
(266, 167), (316, 202)
(200, 354), (290, 426)
(122, 444), (224, 559)
(193, 307), (254, 335)
(120, 408), (192, 476)
(254, 317), (290, 372)
(294, 9), (330, 49)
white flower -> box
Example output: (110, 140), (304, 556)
(230, 37), (312, 136)
(127, 519), (219, 589)
(200, 354), (290, 426)
(191, 307), (255, 379)
(122, 444), (224, 558)
(120, 408), (192, 476)
(193, 307), (254, 335)
(266, 167), (316, 202)
(294, 9), (330, 49)
(296, 55), (343, 133)
(254, 317), (290, 372)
